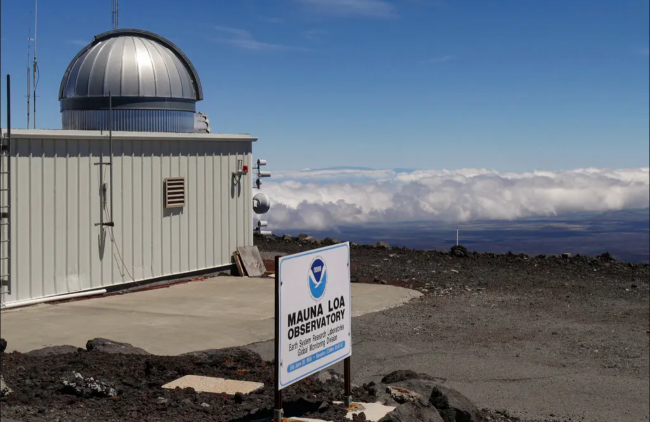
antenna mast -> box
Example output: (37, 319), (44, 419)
(27, 21), (31, 129)
(112, 0), (119, 29)
(32, 0), (37, 129)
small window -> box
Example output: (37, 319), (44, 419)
(164, 177), (185, 208)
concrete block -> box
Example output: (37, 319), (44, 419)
(162, 375), (263, 395)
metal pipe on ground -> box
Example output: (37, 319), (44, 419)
(1, 288), (107, 310)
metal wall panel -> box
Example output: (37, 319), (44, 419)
(5, 134), (253, 305)
(62, 110), (196, 133)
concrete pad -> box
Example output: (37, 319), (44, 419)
(335, 402), (395, 421)
(1, 276), (421, 355)
(161, 375), (263, 394)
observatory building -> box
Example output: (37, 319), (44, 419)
(0, 29), (266, 308)
(59, 29), (203, 133)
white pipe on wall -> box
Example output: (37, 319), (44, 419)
(1, 288), (107, 310)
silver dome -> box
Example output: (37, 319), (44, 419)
(60, 29), (202, 103)
(59, 29), (203, 132)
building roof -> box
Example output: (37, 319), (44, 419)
(1, 129), (256, 142)
(59, 29), (203, 104)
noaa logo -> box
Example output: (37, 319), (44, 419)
(308, 257), (327, 300)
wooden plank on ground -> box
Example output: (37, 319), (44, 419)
(236, 246), (266, 277)
(233, 251), (246, 277)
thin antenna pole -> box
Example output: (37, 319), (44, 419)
(112, 0), (119, 30)
(26, 24), (31, 129)
(109, 92), (114, 223)
(32, 0), (37, 129)
(456, 226), (459, 246)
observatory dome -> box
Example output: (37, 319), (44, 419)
(59, 28), (203, 132)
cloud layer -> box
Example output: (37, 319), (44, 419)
(258, 167), (650, 230)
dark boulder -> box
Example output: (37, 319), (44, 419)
(382, 370), (420, 384)
(429, 384), (481, 422)
(305, 236), (322, 245)
(391, 378), (447, 398)
(388, 386), (423, 404)
(450, 245), (469, 258)
(26, 345), (82, 356)
(379, 398), (444, 422)
(86, 338), (150, 355)
(596, 252), (615, 262)
(322, 237), (340, 246)
(181, 347), (263, 366)
(376, 241), (390, 249)
(0, 338), (6, 353)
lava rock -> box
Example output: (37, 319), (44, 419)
(26, 345), (82, 357)
(450, 245), (469, 258)
(234, 392), (244, 404)
(429, 384), (481, 422)
(60, 372), (118, 398)
(86, 338), (150, 355)
(391, 378), (446, 398)
(322, 237), (338, 246)
(297, 234), (310, 241)
(388, 386), (422, 403)
(379, 398), (444, 422)
(181, 347), (263, 366)
(376, 241), (390, 249)
(382, 370), (420, 384)
(305, 236), (322, 245)
(282, 234), (293, 241)
(0, 338), (6, 353)
(562, 253), (572, 259)
(0, 375), (13, 397)
(597, 252), (616, 262)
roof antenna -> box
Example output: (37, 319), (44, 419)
(27, 15), (32, 129)
(32, 0), (37, 129)
(112, 0), (119, 30)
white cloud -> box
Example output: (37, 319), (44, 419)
(69, 39), (88, 46)
(293, 0), (396, 18)
(213, 26), (309, 51)
(258, 167), (650, 230)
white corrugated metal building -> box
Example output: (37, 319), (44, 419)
(0, 129), (255, 307)
(0, 29), (260, 307)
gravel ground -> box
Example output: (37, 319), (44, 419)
(254, 234), (650, 421)
(0, 346), (361, 422)
(1, 235), (647, 422)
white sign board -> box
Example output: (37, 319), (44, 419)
(277, 242), (352, 389)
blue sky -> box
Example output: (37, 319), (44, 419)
(1, 0), (648, 171)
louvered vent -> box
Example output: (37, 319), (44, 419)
(164, 177), (186, 208)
